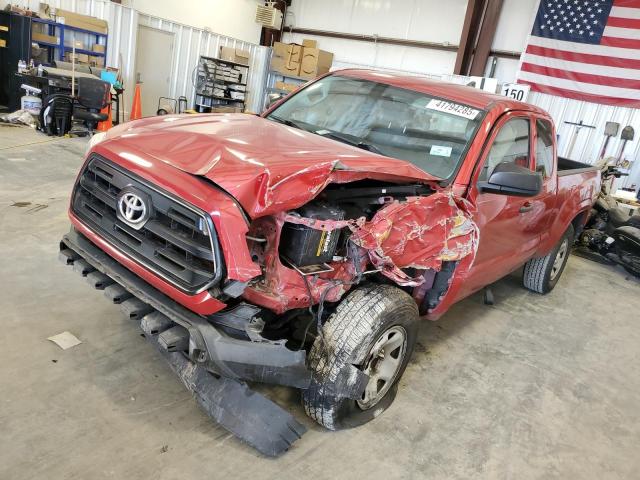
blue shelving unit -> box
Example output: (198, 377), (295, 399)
(31, 17), (107, 67)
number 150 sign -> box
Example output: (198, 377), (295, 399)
(501, 83), (531, 102)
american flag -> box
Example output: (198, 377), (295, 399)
(517, 0), (640, 107)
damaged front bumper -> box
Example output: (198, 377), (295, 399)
(59, 227), (311, 455)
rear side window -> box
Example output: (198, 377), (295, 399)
(535, 119), (554, 178)
(478, 117), (530, 181)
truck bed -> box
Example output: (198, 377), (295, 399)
(558, 157), (598, 176)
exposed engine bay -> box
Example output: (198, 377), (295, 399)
(230, 181), (479, 348)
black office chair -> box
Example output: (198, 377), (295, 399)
(73, 77), (110, 130)
(39, 94), (74, 136)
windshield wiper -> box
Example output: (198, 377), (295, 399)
(315, 129), (385, 156)
(268, 115), (307, 130)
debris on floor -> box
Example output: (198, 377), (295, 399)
(0, 109), (38, 128)
(47, 331), (82, 350)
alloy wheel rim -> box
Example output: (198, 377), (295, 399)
(550, 239), (569, 281)
(357, 325), (408, 410)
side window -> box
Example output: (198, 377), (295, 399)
(478, 118), (530, 181)
(535, 119), (554, 178)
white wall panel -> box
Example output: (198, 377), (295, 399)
(130, 0), (262, 43)
(283, 0), (466, 74)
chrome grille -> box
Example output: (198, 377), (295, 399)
(71, 155), (222, 293)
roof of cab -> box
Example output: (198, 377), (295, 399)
(331, 69), (549, 116)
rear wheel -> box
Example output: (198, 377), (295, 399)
(523, 225), (574, 294)
(302, 284), (419, 430)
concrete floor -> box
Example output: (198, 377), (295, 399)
(1, 124), (640, 480)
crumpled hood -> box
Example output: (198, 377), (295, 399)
(98, 114), (440, 217)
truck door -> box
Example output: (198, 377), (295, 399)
(532, 118), (558, 246)
(461, 112), (544, 293)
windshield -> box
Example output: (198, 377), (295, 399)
(267, 75), (483, 179)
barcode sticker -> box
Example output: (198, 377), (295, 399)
(426, 99), (480, 120)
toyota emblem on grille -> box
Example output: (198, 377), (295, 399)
(117, 190), (150, 229)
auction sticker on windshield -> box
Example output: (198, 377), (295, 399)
(426, 99), (479, 120)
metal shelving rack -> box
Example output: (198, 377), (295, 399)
(266, 71), (308, 95)
(31, 17), (107, 67)
(195, 56), (249, 111)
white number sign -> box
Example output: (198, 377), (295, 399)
(501, 83), (531, 102)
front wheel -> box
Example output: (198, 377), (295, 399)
(523, 225), (574, 294)
(302, 284), (419, 430)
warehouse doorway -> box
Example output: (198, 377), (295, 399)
(135, 26), (175, 117)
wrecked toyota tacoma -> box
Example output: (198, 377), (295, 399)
(59, 70), (600, 455)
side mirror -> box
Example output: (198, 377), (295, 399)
(478, 161), (542, 197)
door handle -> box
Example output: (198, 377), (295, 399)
(519, 202), (533, 213)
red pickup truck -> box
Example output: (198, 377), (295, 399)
(60, 70), (599, 455)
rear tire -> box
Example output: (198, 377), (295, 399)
(302, 284), (419, 430)
(523, 225), (574, 294)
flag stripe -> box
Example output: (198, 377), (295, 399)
(611, 6), (640, 19)
(517, 71), (640, 100)
(603, 25), (640, 39)
(521, 62), (640, 89)
(607, 16), (640, 28)
(529, 35), (640, 59)
(520, 81), (640, 108)
(525, 44), (640, 69)
(613, 0), (640, 8)
(600, 35), (640, 48)
(522, 52), (640, 80)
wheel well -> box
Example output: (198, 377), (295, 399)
(571, 210), (589, 240)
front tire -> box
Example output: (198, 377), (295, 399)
(523, 225), (574, 294)
(302, 284), (419, 430)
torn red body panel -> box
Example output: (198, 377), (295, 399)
(243, 213), (365, 314)
(243, 192), (479, 314)
(349, 192), (479, 286)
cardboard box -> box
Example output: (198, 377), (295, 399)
(211, 106), (244, 113)
(32, 32), (58, 45)
(271, 42), (302, 75)
(302, 39), (317, 48)
(92, 44), (105, 54)
(69, 39), (84, 49)
(299, 48), (333, 79)
(275, 80), (298, 93)
(219, 46), (250, 65)
(55, 8), (108, 34)
(64, 52), (90, 64)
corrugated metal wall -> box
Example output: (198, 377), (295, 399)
(14, 0), (270, 113)
(528, 92), (640, 189)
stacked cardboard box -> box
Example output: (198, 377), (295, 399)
(275, 81), (298, 93)
(219, 46), (250, 66)
(271, 42), (303, 76)
(55, 9), (108, 34)
(32, 22), (58, 45)
(271, 39), (333, 79)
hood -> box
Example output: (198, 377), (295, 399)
(98, 114), (440, 217)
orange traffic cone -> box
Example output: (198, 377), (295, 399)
(97, 104), (112, 132)
(130, 83), (142, 120)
